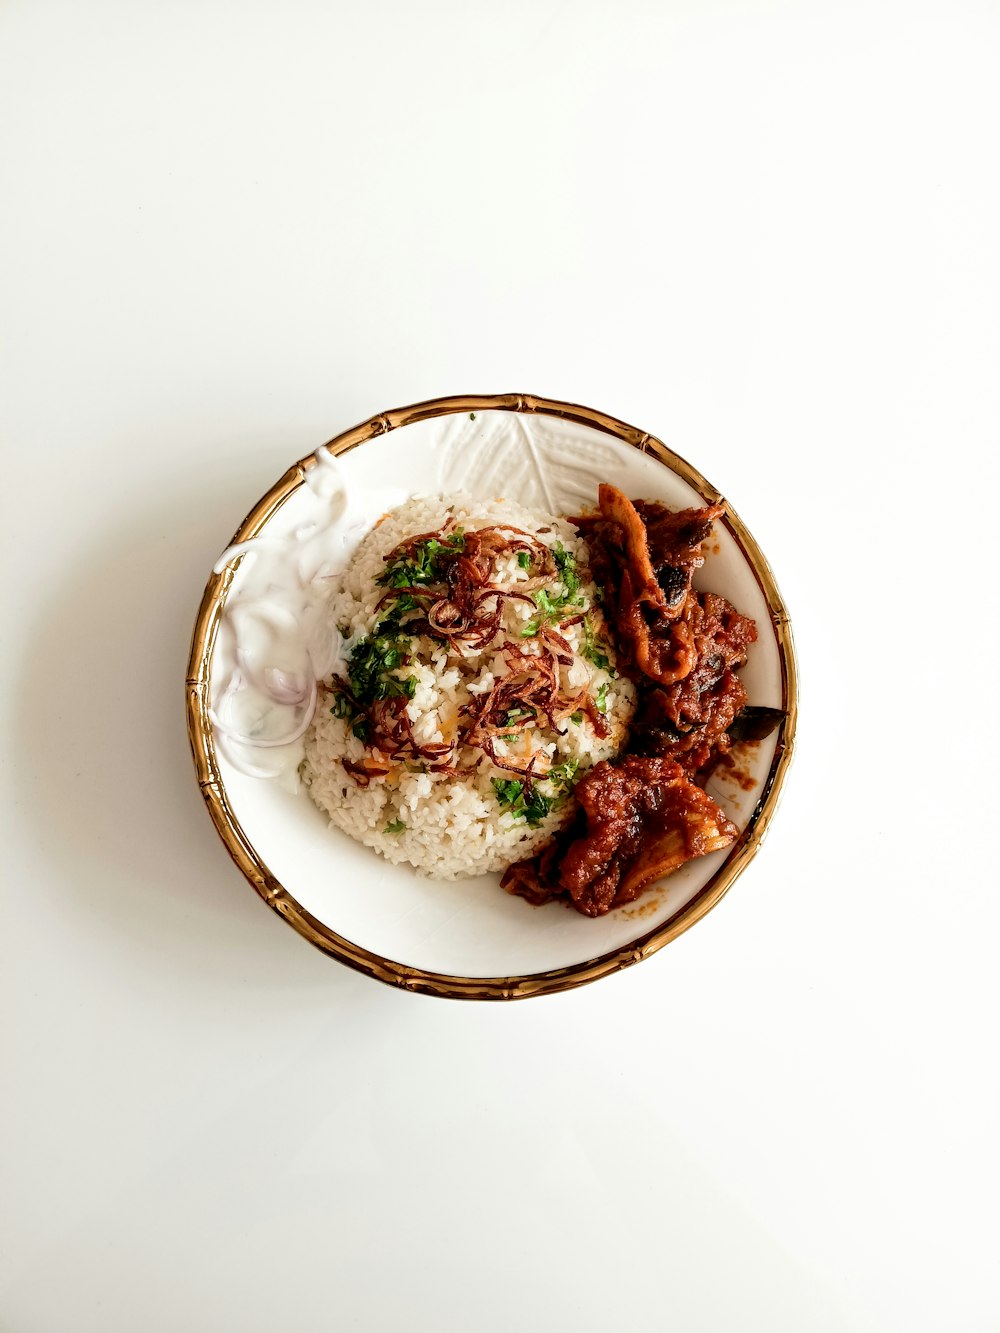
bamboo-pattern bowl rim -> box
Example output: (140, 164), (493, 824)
(186, 392), (798, 1001)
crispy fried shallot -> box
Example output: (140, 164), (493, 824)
(460, 641), (593, 787)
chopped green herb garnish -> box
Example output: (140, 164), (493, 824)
(517, 548), (587, 638)
(385, 819), (406, 834)
(534, 588), (559, 619)
(570, 711), (583, 725)
(596, 682), (610, 714)
(553, 542), (580, 599)
(331, 683), (369, 741)
(490, 757), (579, 826)
(379, 530), (465, 589)
(547, 758), (579, 788)
(491, 777), (555, 828)
(504, 706), (532, 724)
(582, 614), (615, 675)
(517, 550), (531, 570)
(384, 675), (417, 700)
(469, 412), (476, 420)
(492, 777), (523, 806)
(347, 621), (418, 706)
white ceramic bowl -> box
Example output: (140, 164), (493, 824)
(187, 394), (797, 1000)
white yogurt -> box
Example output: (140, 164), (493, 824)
(210, 446), (403, 789)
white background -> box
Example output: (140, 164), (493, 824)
(1, 2), (998, 1330)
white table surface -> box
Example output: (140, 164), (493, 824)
(2, 3), (998, 1330)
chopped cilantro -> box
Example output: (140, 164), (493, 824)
(553, 542), (580, 599)
(596, 682), (610, 714)
(347, 621), (418, 706)
(330, 684), (368, 740)
(504, 706), (533, 724)
(582, 614), (615, 675)
(534, 588), (559, 619)
(330, 691), (353, 720)
(379, 530), (465, 589)
(570, 711), (583, 725)
(547, 758), (579, 788)
(517, 550), (531, 570)
(492, 777), (523, 806)
(491, 758), (579, 827)
(388, 592), (418, 615)
(518, 548), (587, 638)
(491, 777), (554, 828)
(469, 412), (476, 420)
(521, 595), (563, 639)
(385, 819), (407, 834)
(382, 674), (417, 701)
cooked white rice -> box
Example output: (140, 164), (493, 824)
(301, 494), (635, 878)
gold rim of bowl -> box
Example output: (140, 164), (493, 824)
(186, 392), (799, 1001)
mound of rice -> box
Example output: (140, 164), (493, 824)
(301, 494), (635, 878)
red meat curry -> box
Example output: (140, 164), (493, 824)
(500, 484), (776, 917)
